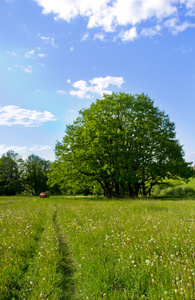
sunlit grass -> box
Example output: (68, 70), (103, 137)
(0, 197), (194, 299)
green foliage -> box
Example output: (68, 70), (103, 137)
(0, 151), (51, 196)
(50, 92), (193, 198)
(160, 186), (195, 197)
(0, 151), (23, 195)
(22, 154), (51, 195)
(152, 177), (195, 198)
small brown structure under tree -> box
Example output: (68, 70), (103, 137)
(39, 192), (49, 198)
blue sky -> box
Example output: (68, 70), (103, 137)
(0, 0), (195, 164)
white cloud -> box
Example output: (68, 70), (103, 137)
(70, 80), (89, 98)
(57, 90), (67, 95)
(8, 67), (11, 71)
(70, 76), (125, 98)
(24, 68), (32, 73)
(119, 27), (137, 42)
(93, 33), (105, 41)
(67, 79), (71, 83)
(25, 49), (35, 58)
(35, 89), (44, 93)
(164, 17), (195, 34)
(39, 34), (59, 47)
(0, 144), (53, 158)
(34, 1), (195, 37)
(0, 145), (27, 156)
(70, 46), (74, 51)
(7, 50), (17, 56)
(184, 0), (195, 15)
(13, 64), (33, 73)
(81, 32), (89, 41)
(0, 105), (58, 127)
(29, 145), (52, 151)
(141, 25), (161, 37)
(38, 53), (45, 57)
(25, 49), (46, 60)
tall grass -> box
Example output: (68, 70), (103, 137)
(0, 197), (194, 299)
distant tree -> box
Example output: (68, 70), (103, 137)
(50, 93), (193, 198)
(0, 151), (23, 195)
(23, 154), (51, 195)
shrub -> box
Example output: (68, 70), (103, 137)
(183, 186), (195, 196)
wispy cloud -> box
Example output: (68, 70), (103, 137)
(25, 49), (35, 58)
(57, 90), (67, 95)
(29, 145), (52, 151)
(39, 34), (59, 48)
(0, 145), (27, 156)
(13, 64), (33, 73)
(93, 33), (105, 41)
(81, 32), (89, 41)
(0, 144), (53, 158)
(70, 76), (125, 98)
(35, 89), (44, 93)
(141, 25), (161, 37)
(24, 49), (46, 59)
(24, 66), (32, 73)
(38, 53), (45, 57)
(0, 105), (58, 127)
(164, 17), (195, 34)
(7, 50), (17, 56)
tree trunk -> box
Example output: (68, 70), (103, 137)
(128, 182), (134, 197)
(121, 183), (126, 198)
(114, 180), (120, 198)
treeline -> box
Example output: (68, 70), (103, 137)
(0, 151), (55, 196)
(0, 150), (101, 196)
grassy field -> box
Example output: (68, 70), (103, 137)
(0, 197), (195, 299)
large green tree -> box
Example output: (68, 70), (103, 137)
(51, 93), (192, 198)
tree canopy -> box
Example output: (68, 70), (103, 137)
(47, 93), (193, 198)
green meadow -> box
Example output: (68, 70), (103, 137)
(0, 197), (195, 299)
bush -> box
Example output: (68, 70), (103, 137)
(173, 187), (185, 197)
(183, 186), (195, 196)
(159, 186), (195, 198)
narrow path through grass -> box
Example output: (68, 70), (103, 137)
(52, 205), (76, 299)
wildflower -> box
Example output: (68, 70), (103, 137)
(145, 259), (150, 265)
